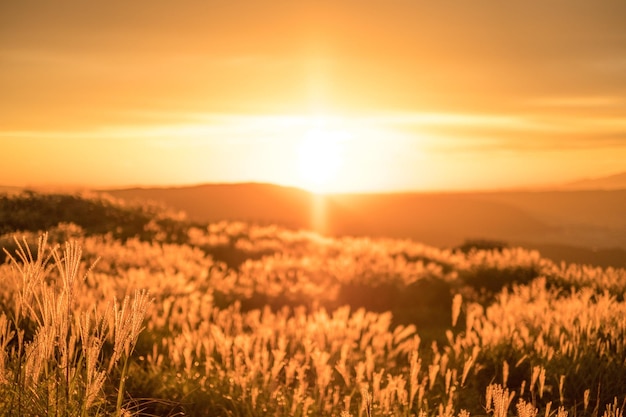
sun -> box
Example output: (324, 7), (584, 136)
(297, 126), (345, 193)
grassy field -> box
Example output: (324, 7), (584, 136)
(0, 192), (625, 417)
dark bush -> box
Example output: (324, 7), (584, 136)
(455, 238), (509, 254)
(337, 277), (452, 341)
(457, 265), (541, 304)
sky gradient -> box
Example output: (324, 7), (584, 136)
(1, 1), (625, 192)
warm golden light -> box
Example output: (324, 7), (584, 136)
(297, 125), (346, 193)
(1, 2), (625, 192)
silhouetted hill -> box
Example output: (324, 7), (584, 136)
(103, 183), (626, 256)
(474, 190), (626, 249)
(105, 184), (554, 246)
(104, 183), (316, 229)
(3, 183), (625, 268)
(322, 192), (554, 247)
(563, 171), (626, 190)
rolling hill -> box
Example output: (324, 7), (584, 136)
(563, 171), (626, 190)
(103, 183), (626, 267)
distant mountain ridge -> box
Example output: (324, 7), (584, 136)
(1, 181), (624, 268)
(103, 184), (547, 241)
(563, 171), (626, 190)
(102, 182), (626, 257)
(105, 183), (315, 229)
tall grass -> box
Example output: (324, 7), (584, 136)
(1, 197), (625, 416)
(0, 234), (150, 416)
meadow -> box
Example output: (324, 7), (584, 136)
(0, 191), (624, 417)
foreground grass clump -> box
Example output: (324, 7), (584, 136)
(0, 235), (150, 417)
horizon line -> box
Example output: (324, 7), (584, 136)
(2, 175), (625, 196)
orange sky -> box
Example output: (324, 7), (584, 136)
(1, 1), (625, 192)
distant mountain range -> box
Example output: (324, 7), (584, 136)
(102, 181), (626, 268)
(563, 171), (626, 190)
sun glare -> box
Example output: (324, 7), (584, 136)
(297, 125), (347, 193)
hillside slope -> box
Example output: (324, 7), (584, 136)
(563, 171), (626, 190)
(104, 183), (626, 251)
